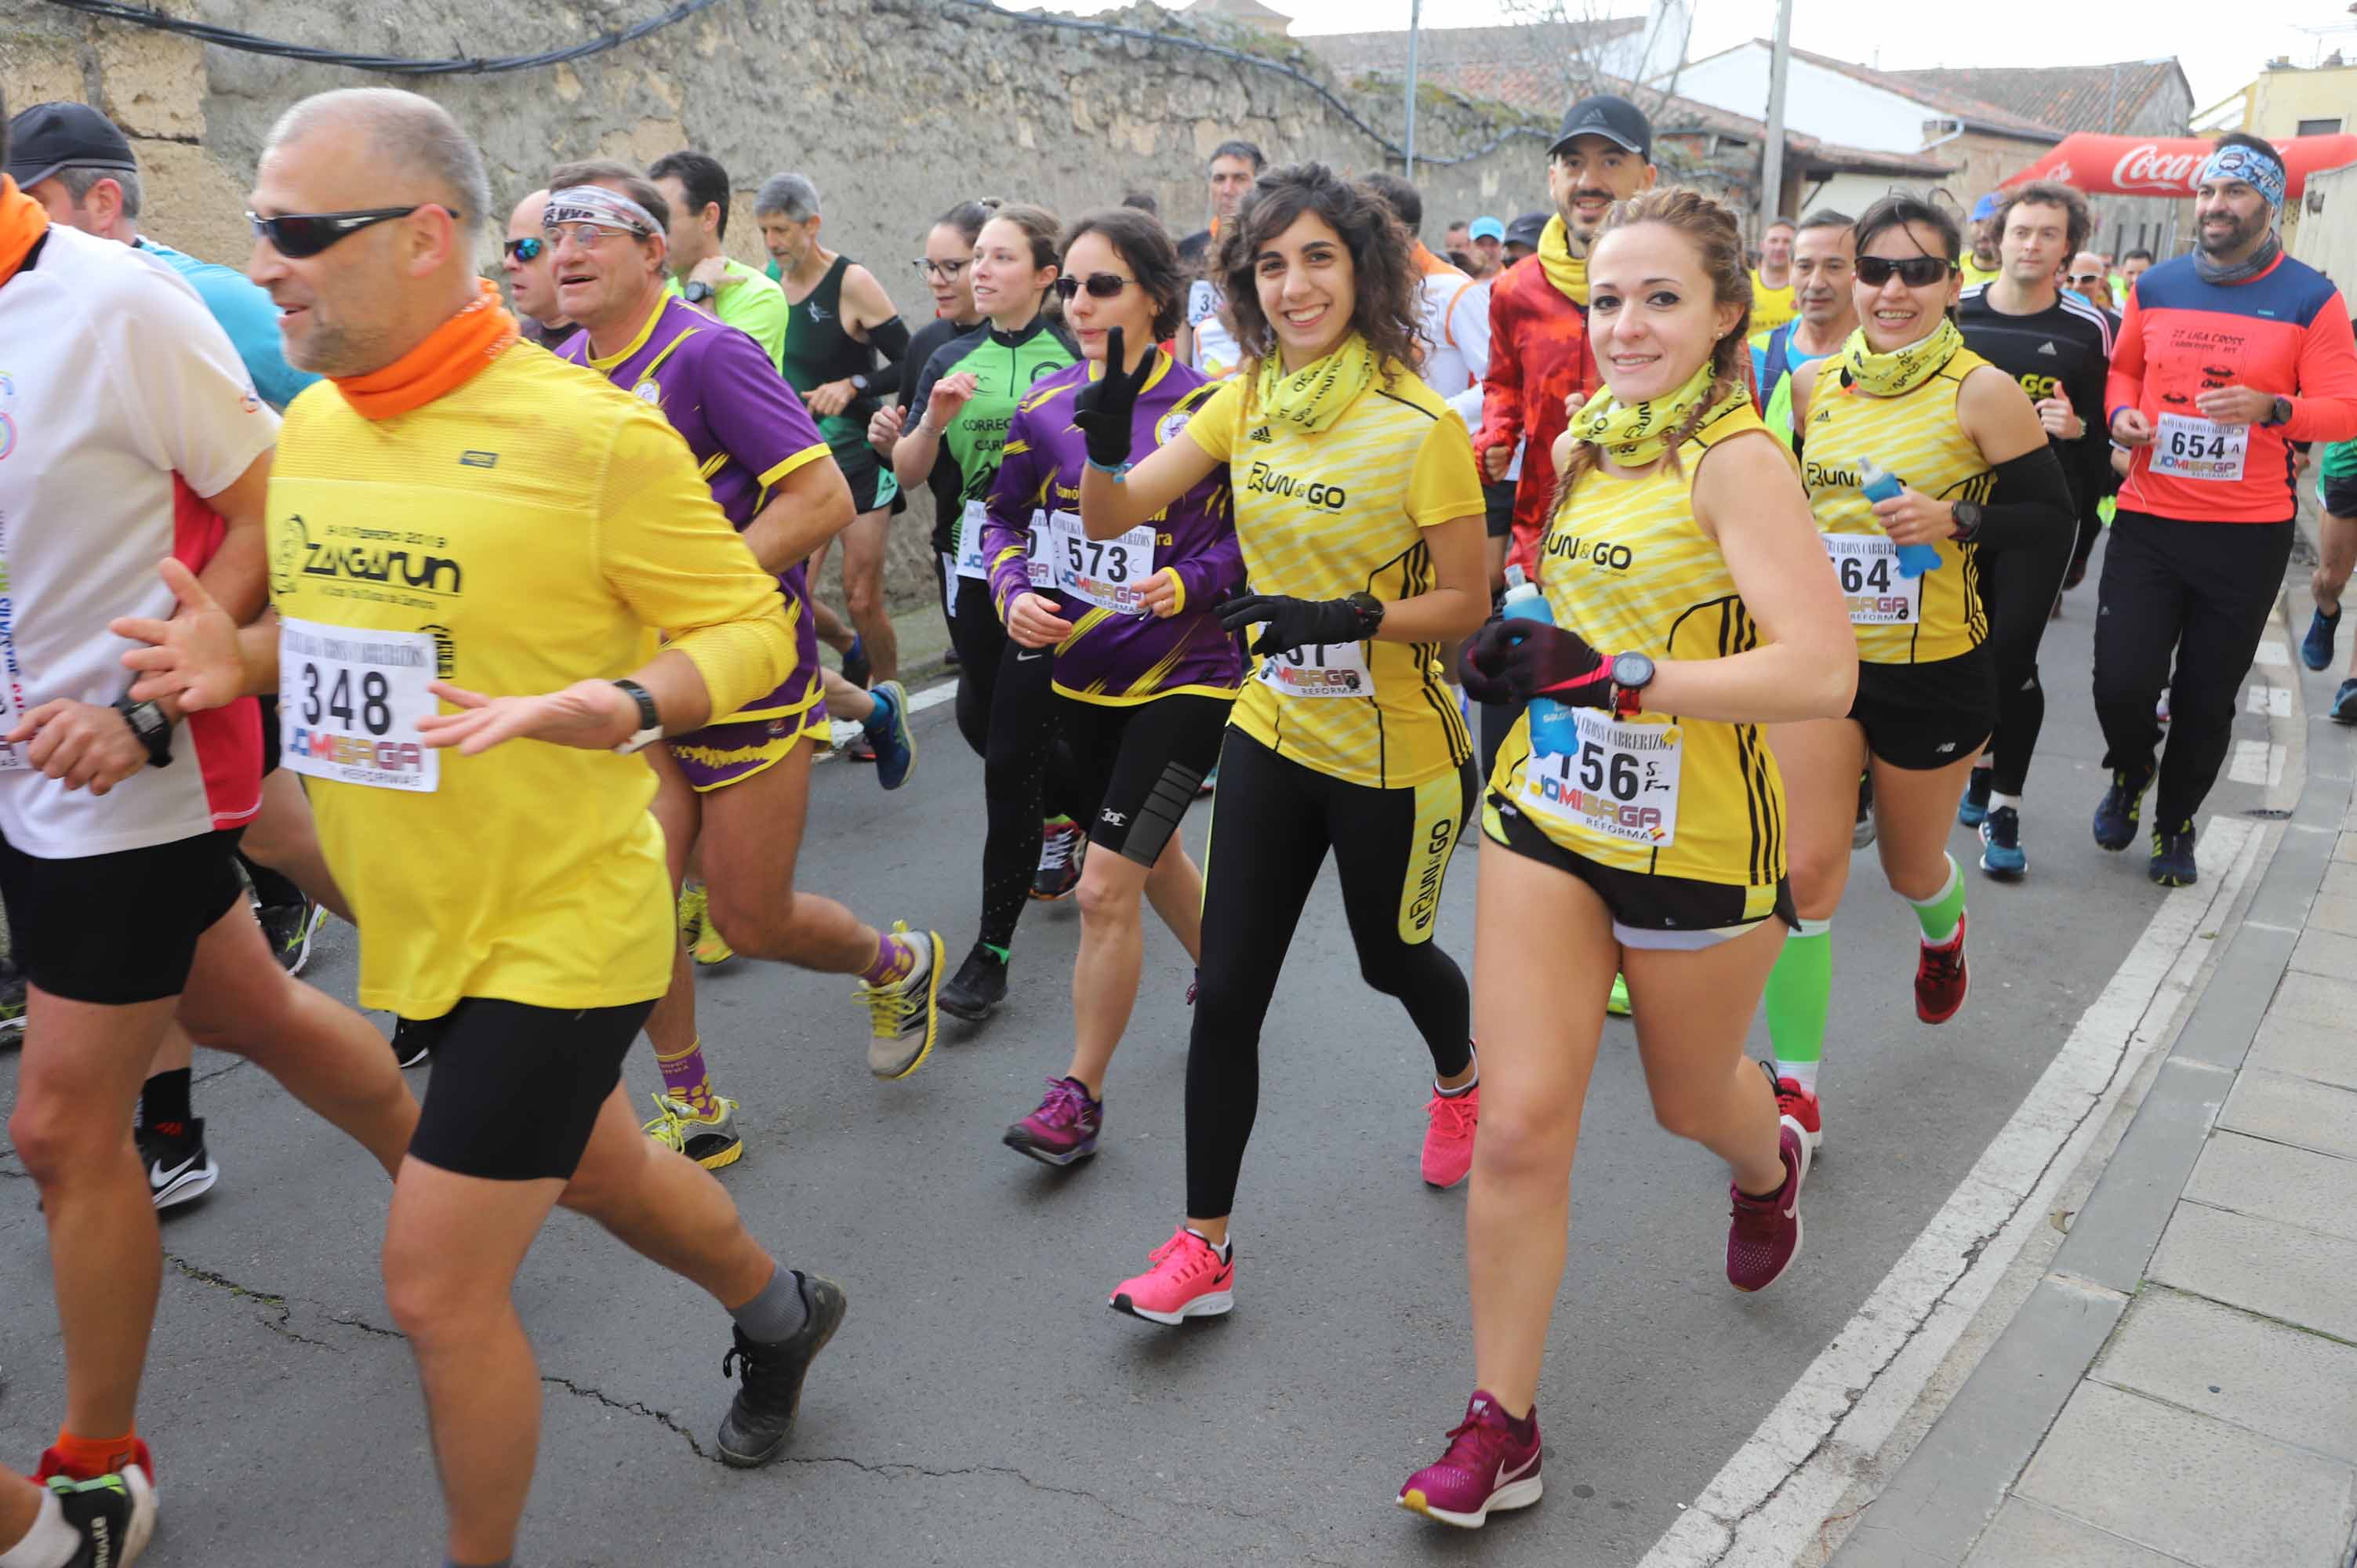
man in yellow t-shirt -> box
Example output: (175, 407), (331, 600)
(1750, 215), (1798, 333)
(121, 89), (849, 1559)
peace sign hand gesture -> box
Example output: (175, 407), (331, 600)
(1072, 326), (1153, 469)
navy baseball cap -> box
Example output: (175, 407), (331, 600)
(1551, 94), (1652, 162)
(1505, 211), (1549, 249)
(5, 101), (136, 191)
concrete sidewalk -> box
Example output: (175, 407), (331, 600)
(1832, 586), (2357, 1567)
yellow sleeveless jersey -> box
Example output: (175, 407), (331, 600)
(1486, 402), (1789, 891)
(1187, 366), (1482, 789)
(1800, 347), (1996, 665)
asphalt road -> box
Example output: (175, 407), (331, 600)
(0, 537), (2288, 1567)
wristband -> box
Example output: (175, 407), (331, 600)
(611, 679), (663, 755)
(114, 697), (173, 768)
(1085, 456), (1131, 481)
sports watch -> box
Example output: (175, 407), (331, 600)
(1949, 499), (1985, 545)
(114, 697), (173, 768)
(611, 679), (663, 754)
(2264, 395), (2293, 427)
(1608, 652), (1654, 718)
(1345, 591), (1386, 639)
(682, 280), (714, 306)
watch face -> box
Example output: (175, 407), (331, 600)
(1611, 652), (1654, 688)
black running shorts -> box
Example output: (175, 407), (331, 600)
(1849, 651), (1997, 771)
(1058, 691), (1231, 866)
(405, 997), (655, 1182)
(0, 827), (247, 1004)
(2322, 474), (2357, 521)
(1483, 792), (1796, 949)
(1483, 478), (1517, 540)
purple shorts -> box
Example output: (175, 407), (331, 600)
(666, 699), (827, 792)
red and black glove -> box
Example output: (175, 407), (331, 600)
(1457, 619), (1611, 707)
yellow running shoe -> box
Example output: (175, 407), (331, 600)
(1608, 973), (1632, 1018)
(693, 910), (735, 968)
(677, 883), (709, 946)
(858, 921), (944, 1080)
(642, 1092), (745, 1170)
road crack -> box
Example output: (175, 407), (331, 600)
(162, 1252), (340, 1351)
(541, 1375), (713, 1460)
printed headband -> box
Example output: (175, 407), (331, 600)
(543, 184), (663, 239)
(2197, 145), (2286, 210)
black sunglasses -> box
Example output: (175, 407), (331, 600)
(1855, 255), (1956, 289)
(1053, 272), (1133, 302)
(504, 236), (544, 263)
(248, 205), (432, 259)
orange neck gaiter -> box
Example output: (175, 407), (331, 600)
(0, 179), (51, 288)
(1411, 241), (1462, 278)
(329, 278), (519, 420)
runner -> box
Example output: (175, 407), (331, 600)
(1954, 181), (2110, 880)
(546, 160), (939, 1149)
(0, 1462), (154, 1567)
(1364, 173), (1487, 432)
(1077, 162), (1490, 1321)
(2301, 437), (2357, 720)
(755, 172), (913, 702)
(502, 188), (572, 347)
(1175, 139), (1263, 380)
(2065, 248), (2126, 591)
(1400, 187), (1855, 1530)
(2119, 247), (2154, 296)
(119, 88), (849, 1559)
(2097, 133), (2357, 884)
(982, 209), (1241, 1165)
(1750, 214), (1798, 334)
(1963, 195), (2003, 288)
(1465, 216), (1505, 281)
(1763, 191), (2072, 1148)
(1749, 209), (1856, 451)
(0, 81), (418, 1513)
(645, 148), (787, 369)
(893, 203), (1085, 1019)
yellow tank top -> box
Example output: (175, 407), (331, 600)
(1799, 346), (1996, 665)
(1485, 402), (1789, 891)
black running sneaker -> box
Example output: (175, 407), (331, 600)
(937, 942), (1009, 1022)
(257, 897), (325, 976)
(1031, 815), (1084, 901)
(840, 635), (870, 691)
(390, 1015), (437, 1069)
(136, 1118), (219, 1211)
(717, 1272), (848, 1468)
(50, 1465), (158, 1566)
(2092, 766), (2152, 852)
(2150, 818), (2198, 887)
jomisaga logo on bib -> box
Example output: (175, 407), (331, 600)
(1536, 773), (1669, 842)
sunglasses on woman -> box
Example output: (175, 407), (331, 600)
(504, 236), (544, 263)
(247, 205), (430, 259)
(1854, 255), (1956, 289)
(1052, 273), (1133, 301)
(2068, 272), (2105, 288)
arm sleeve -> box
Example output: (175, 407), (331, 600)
(2283, 300), (2357, 445)
(983, 404), (1044, 618)
(95, 261), (281, 496)
(597, 406), (794, 717)
(697, 328), (832, 492)
(1966, 442), (2075, 553)
(1406, 408), (1486, 530)
(2105, 292), (2146, 431)
(864, 314), (912, 394)
(1171, 488), (1245, 609)
(1476, 281), (1523, 456)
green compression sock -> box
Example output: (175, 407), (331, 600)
(1764, 919), (1830, 1091)
(1907, 853), (1966, 945)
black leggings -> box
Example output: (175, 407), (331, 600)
(942, 561), (1004, 760)
(2092, 510), (2294, 828)
(1977, 520), (2075, 797)
(1185, 728), (1477, 1220)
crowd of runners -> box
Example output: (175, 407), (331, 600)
(0, 68), (2354, 1566)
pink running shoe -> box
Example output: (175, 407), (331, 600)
(1398, 1390), (1543, 1528)
(1004, 1076), (1102, 1167)
(1421, 1085), (1479, 1189)
(1727, 1120), (1809, 1293)
(1108, 1225), (1233, 1325)
(1767, 1066), (1821, 1160)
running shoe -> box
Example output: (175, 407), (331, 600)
(257, 897), (326, 976)
(1397, 1391), (1544, 1529)
(1727, 1120), (1808, 1292)
(937, 942), (1009, 1022)
(45, 1466), (158, 1566)
(716, 1270), (848, 1468)
(2304, 606), (2341, 672)
(2334, 679), (2357, 724)
(863, 680), (916, 791)
(2092, 766), (2152, 851)
(839, 635), (870, 691)
(844, 731), (877, 763)
(1420, 1084), (1479, 1189)
(1766, 1067), (1821, 1160)
(1915, 912), (1969, 1025)
(677, 882), (709, 947)
(136, 1118), (218, 1210)
(2149, 819), (2199, 887)
(858, 923), (942, 1079)
(0, 953), (25, 1040)
(1109, 1225), (1234, 1324)
(692, 898), (735, 968)
(643, 1092), (744, 1171)
(1956, 766), (1991, 829)
(1853, 770), (1876, 850)
(1607, 973), (1632, 1018)
(389, 1014), (435, 1069)
(1004, 1076), (1102, 1166)
(1979, 805), (2028, 880)
(1031, 815), (1084, 901)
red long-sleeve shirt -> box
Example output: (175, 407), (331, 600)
(1477, 254), (1598, 573)
(2107, 250), (2357, 523)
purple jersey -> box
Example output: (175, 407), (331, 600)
(559, 298), (830, 724)
(983, 353), (1244, 704)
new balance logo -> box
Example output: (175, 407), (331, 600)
(1248, 425), (1273, 443)
(2037, 341), (2057, 356)
(1934, 741), (1958, 754)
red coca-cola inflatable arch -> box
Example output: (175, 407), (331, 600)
(1999, 132), (2357, 199)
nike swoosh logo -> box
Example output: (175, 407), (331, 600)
(1015, 650), (1046, 662)
(1495, 1452), (1539, 1486)
(150, 1157), (196, 1188)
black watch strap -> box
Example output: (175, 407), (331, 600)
(1346, 591), (1385, 637)
(114, 697), (173, 768)
(683, 280), (714, 305)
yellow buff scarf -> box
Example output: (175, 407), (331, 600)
(1253, 332), (1378, 435)
(1566, 358), (1744, 468)
(1839, 317), (1964, 398)
(1537, 214), (1589, 307)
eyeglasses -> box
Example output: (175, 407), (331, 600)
(2067, 273), (2105, 287)
(914, 257), (970, 281)
(543, 221), (643, 249)
(1052, 273), (1134, 302)
(504, 236), (544, 263)
(248, 206), (429, 259)
(1854, 255), (1956, 289)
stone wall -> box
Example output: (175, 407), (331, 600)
(0, 0), (1553, 619)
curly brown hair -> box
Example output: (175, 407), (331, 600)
(1214, 162), (1422, 376)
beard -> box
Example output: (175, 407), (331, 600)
(2197, 209), (2267, 256)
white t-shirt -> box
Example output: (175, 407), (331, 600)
(0, 223), (279, 858)
(1184, 278), (1244, 380)
(1417, 270), (1491, 431)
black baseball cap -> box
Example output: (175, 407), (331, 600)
(1505, 211), (1549, 250)
(1550, 93), (1652, 163)
(5, 102), (136, 192)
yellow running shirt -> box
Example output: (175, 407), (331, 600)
(1187, 363), (1482, 789)
(1488, 403), (1791, 893)
(1749, 269), (1797, 335)
(1800, 347), (1996, 665)
(268, 343), (797, 1020)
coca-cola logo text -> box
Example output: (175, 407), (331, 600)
(2112, 143), (2208, 193)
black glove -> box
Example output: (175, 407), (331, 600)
(1216, 591), (1370, 656)
(1072, 325), (1152, 469)
(1457, 619), (1609, 707)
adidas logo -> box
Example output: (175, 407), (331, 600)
(1248, 425), (1273, 443)
(2037, 341), (2057, 356)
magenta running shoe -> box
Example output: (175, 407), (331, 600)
(1004, 1076), (1102, 1166)
(1109, 1225), (1233, 1324)
(1727, 1119), (1809, 1292)
(1398, 1390), (1543, 1528)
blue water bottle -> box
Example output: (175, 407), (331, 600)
(1859, 459), (1943, 579)
(1502, 568), (1580, 756)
